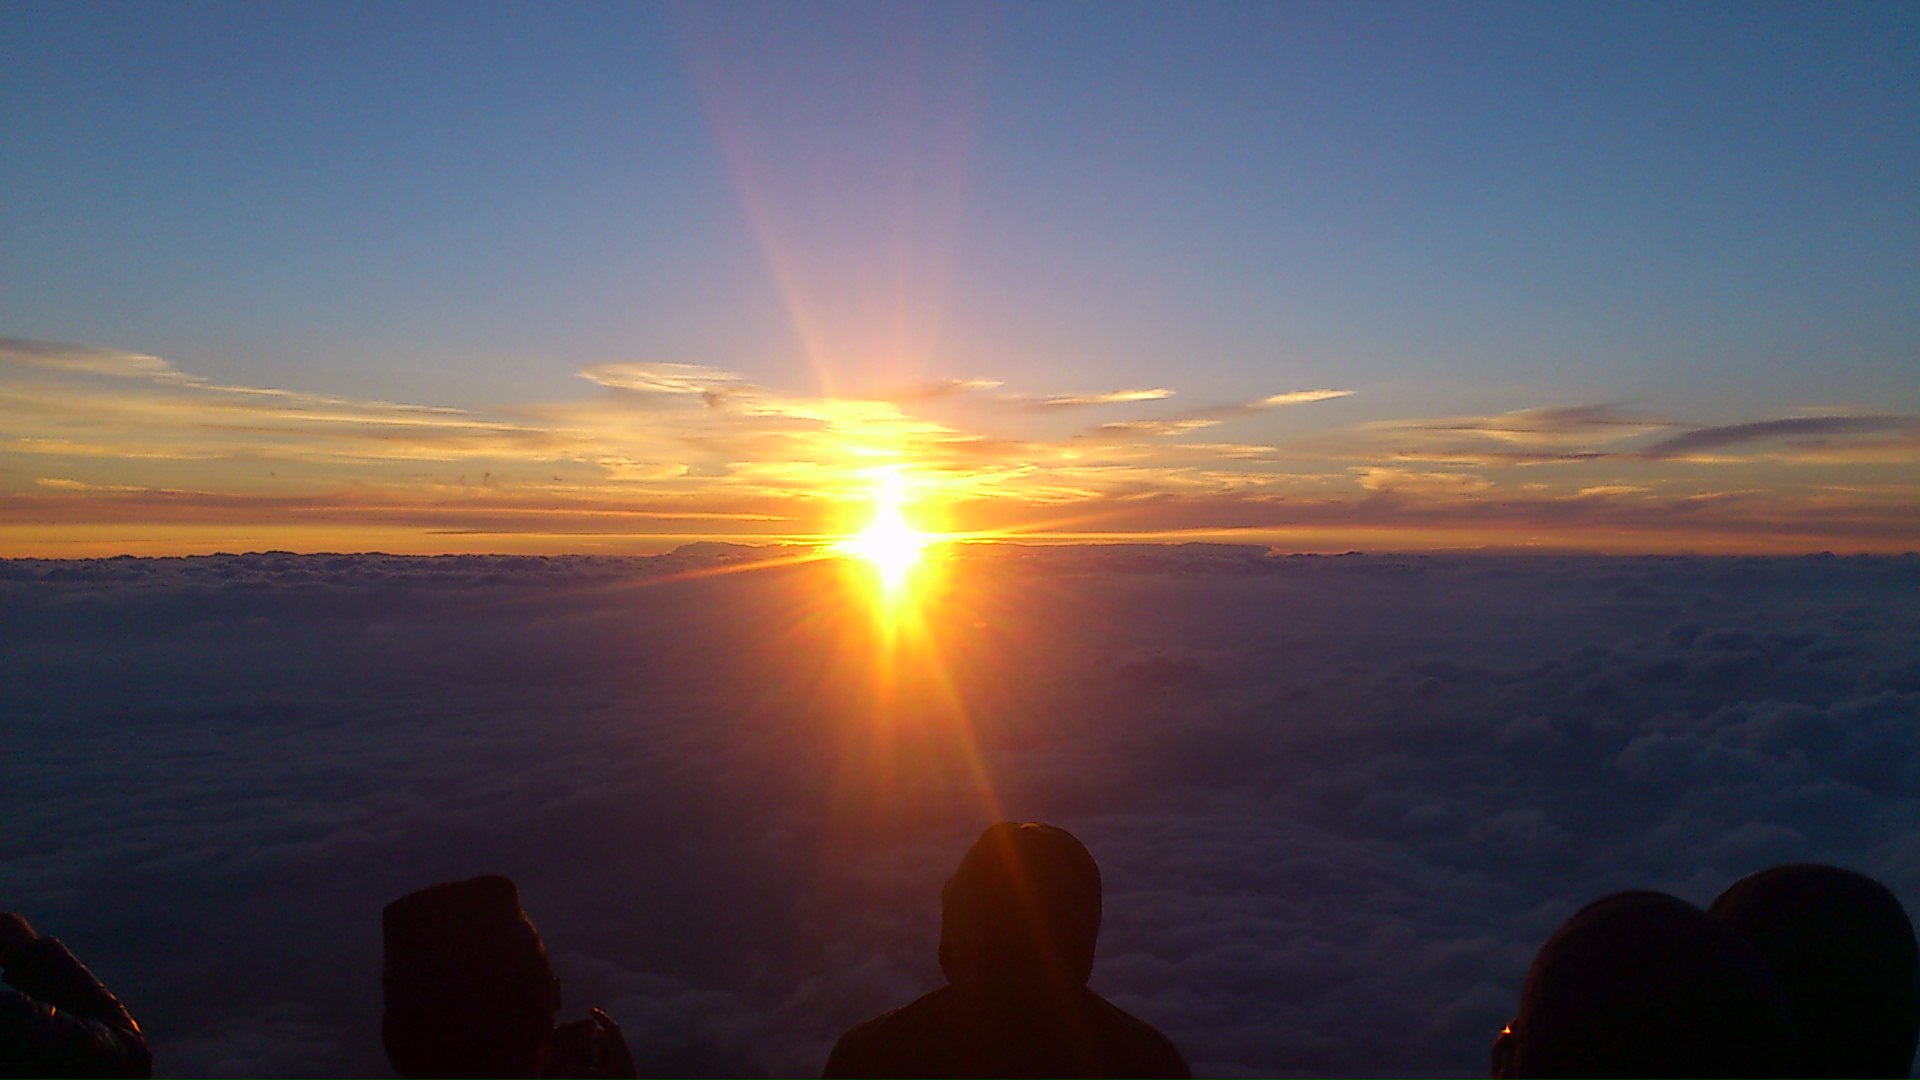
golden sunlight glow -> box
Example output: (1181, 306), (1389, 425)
(835, 468), (934, 594)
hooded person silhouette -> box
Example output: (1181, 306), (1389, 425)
(1710, 864), (1919, 1078)
(823, 822), (1190, 1079)
(381, 876), (633, 1079)
(1491, 890), (1798, 1078)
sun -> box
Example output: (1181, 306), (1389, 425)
(835, 470), (933, 593)
(843, 505), (928, 588)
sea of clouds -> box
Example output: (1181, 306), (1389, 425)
(3, 545), (1917, 1077)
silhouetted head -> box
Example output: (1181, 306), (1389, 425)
(1710, 864), (1919, 1078)
(382, 875), (559, 1079)
(1493, 890), (1798, 1078)
(939, 822), (1102, 986)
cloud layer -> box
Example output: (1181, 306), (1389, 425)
(3, 549), (1916, 1076)
(3, 338), (1915, 555)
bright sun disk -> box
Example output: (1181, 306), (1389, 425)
(841, 506), (928, 589)
(836, 473), (932, 592)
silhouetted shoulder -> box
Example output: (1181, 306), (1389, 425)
(1088, 993), (1191, 1079)
(822, 981), (1189, 1079)
(820, 989), (937, 1079)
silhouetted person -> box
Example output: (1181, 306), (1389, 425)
(0, 912), (151, 1078)
(1710, 864), (1919, 1077)
(382, 876), (634, 1079)
(823, 822), (1190, 1079)
(1491, 890), (1798, 1078)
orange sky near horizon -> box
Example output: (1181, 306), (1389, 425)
(2, 337), (1917, 559)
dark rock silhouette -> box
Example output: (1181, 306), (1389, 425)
(382, 876), (633, 1079)
(0, 912), (151, 1078)
(823, 822), (1190, 1079)
(1491, 890), (1797, 1077)
(1710, 864), (1919, 1078)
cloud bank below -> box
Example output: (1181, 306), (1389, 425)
(3, 548), (1917, 1076)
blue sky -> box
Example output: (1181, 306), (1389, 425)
(2, 2), (1916, 554)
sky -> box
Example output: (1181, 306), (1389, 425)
(2, 2), (1917, 556)
(3, 547), (1916, 1075)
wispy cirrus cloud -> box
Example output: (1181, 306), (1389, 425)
(988, 384), (1349, 421)
(1151, 387), (1355, 426)
(1046, 387), (1354, 444)
(1085, 418), (1223, 439)
(1352, 467), (1497, 499)
(1388, 404), (1672, 446)
(1030, 387), (1176, 409)
(4, 338), (185, 380)
(1319, 404), (1672, 466)
(577, 362), (749, 396)
(1250, 388), (1353, 409)
(0, 339), (541, 449)
(1638, 415), (1920, 461)
(875, 378), (1005, 403)
(1327, 405), (1920, 469)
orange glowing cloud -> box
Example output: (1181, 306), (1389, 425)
(2, 337), (1915, 557)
